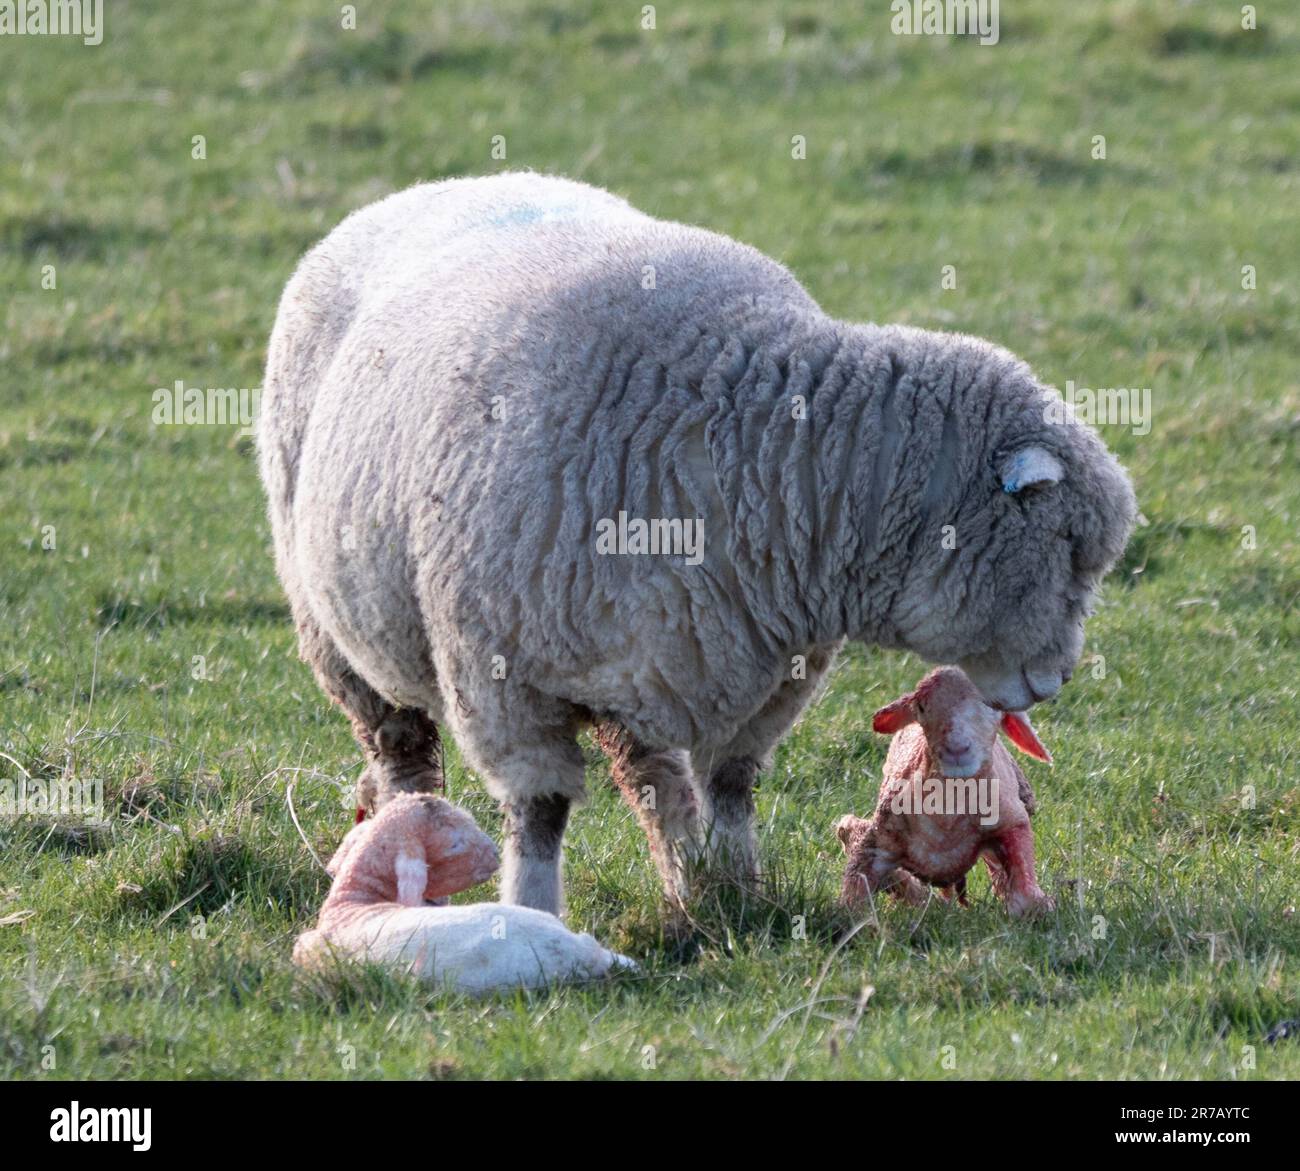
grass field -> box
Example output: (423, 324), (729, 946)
(2, 0), (1298, 1080)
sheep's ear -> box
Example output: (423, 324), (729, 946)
(394, 841), (430, 906)
(1000, 446), (1064, 494)
(872, 695), (916, 734)
(1000, 711), (1052, 762)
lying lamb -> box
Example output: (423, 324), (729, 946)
(259, 172), (1136, 915)
(835, 667), (1054, 917)
(293, 794), (636, 992)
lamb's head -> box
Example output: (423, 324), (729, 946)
(871, 666), (1050, 778)
(879, 334), (1137, 711)
(328, 793), (500, 904)
(835, 813), (871, 854)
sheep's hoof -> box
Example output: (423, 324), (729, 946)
(695, 833), (761, 887)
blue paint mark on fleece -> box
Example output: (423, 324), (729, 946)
(484, 202), (579, 229)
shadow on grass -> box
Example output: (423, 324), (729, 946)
(0, 818), (111, 857)
(0, 437), (81, 471)
(1116, 517), (1230, 586)
(852, 138), (1147, 189)
(274, 19), (500, 94)
(95, 592), (291, 632)
(118, 829), (323, 923)
(612, 855), (855, 967)
(0, 213), (163, 261)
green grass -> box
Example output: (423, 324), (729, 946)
(2, 0), (1298, 1080)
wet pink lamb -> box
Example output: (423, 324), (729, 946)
(835, 666), (1055, 917)
(293, 794), (635, 992)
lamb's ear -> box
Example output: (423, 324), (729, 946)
(393, 839), (430, 906)
(1000, 711), (1052, 762)
(1000, 446), (1064, 494)
(872, 695), (916, 734)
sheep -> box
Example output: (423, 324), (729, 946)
(292, 793), (636, 992)
(835, 666), (1054, 917)
(258, 172), (1136, 916)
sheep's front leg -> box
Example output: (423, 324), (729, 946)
(986, 823), (1054, 917)
(698, 755), (760, 882)
(594, 723), (701, 906)
(691, 643), (842, 886)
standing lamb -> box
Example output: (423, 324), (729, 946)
(835, 666), (1054, 917)
(258, 172), (1136, 916)
(293, 793), (635, 992)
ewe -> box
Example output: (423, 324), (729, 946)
(259, 173), (1135, 914)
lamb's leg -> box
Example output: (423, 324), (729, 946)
(296, 612), (443, 813)
(843, 854), (928, 908)
(500, 792), (571, 916)
(883, 870), (929, 906)
(594, 722), (701, 906)
(986, 823), (1054, 917)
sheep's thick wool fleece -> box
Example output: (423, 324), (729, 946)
(259, 173), (1134, 779)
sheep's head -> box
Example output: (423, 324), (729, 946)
(329, 793), (500, 903)
(879, 332), (1137, 711)
(958, 422), (1134, 710)
(871, 666), (1050, 778)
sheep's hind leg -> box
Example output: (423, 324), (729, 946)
(296, 613), (444, 815)
(500, 792), (572, 916)
(594, 722), (701, 907)
(446, 688), (586, 917)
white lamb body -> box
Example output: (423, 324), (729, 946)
(295, 903), (633, 994)
(292, 794), (637, 993)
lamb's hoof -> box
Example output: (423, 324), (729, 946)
(838, 873), (870, 909)
(1008, 892), (1056, 918)
(607, 952), (640, 974)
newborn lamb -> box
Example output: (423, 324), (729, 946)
(293, 794), (636, 992)
(835, 667), (1055, 917)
